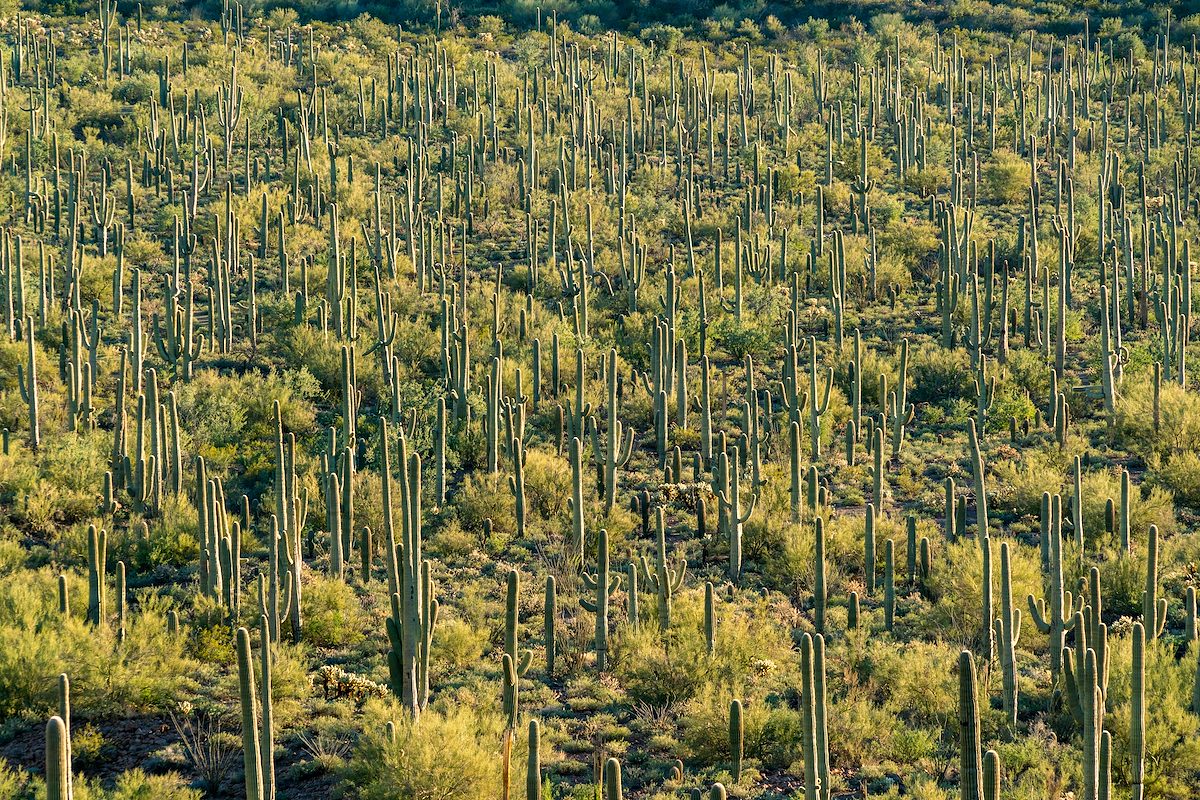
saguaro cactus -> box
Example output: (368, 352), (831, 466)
(544, 576), (557, 677)
(17, 316), (39, 449)
(799, 632), (830, 800)
(503, 569), (534, 718)
(729, 699), (744, 783)
(46, 716), (70, 800)
(995, 542), (1022, 728)
(1143, 524), (1167, 640)
(968, 419), (989, 539)
(591, 348), (635, 513)
(605, 757), (623, 800)
(236, 626), (264, 800)
(382, 432), (439, 716)
(1131, 621), (1146, 800)
(806, 337), (833, 460)
(581, 529), (621, 670)
(526, 719), (541, 800)
(642, 508), (686, 631)
(716, 447), (756, 583)
(86, 525), (107, 626)
(1028, 496), (1079, 679)
(959, 650), (982, 800)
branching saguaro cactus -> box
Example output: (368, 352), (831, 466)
(806, 337), (833, 461)
(887, 339), (914, 459)
(799, 632), (830, 800)
(995, 542), (1022, 728)
(581, 529), (621, 670)
(642, 508), (686, 632)
(591, 348), (635, 514)
(1028, 495), (1080, 680)
(716, 446), (756, 584)
(381, 423), (438, 717)
(503, 569), (534, 716)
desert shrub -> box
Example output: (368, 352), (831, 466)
(1077, 469), (1175, 544)
(1116, 376), (1200, 459)
(986, 148), (1029, 204)
(907, 344), (974, 405)
(0, 758), (28, 798)
(71, 723), (107, 769)
(106, 769), (203, 800)
(914, 537), (1043, 652)
(1004, 348), (1053, 403)
(615, 588), (796, 708)
(47, 770), (202, 800)
(342, 700), (507, 800)
(0, 570), (195, 717)
(521, 448), (572, 520)
(993, 451), (1064, 517)
(681, 689), (799, 773)
(453, 471), (517, 546)
(710, 316), (773, 361)
(431, 616), (488, 673)
(302, 574), (367, 647)
(122, 496), (200, 571)
(1152, 451), (1200, 504)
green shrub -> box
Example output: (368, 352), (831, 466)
(432, 616), (489, 674)
(342, 700), (508, 800)
(1116, 376), (1200, 459)
(0, 570), (195, 718)
(1153, 451), (1200, 504)
(907, 344), (974, 405)
(985, 148), (1029, 204)
(302, 574), (368, 648)
(1078, 468), (1175, 544)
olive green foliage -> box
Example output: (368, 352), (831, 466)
(343, 700), (509, 800)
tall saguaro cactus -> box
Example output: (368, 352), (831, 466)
(17, 316), (38, 449)
(581, 529), (621, 670)
(591, 348), (635, 513)
(959, 650), (982, 800)
(642, 508), (686, 631)
(236, 626), (264, 800)
(381, 424), (439, 717)
(46, 716), (71, 800)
